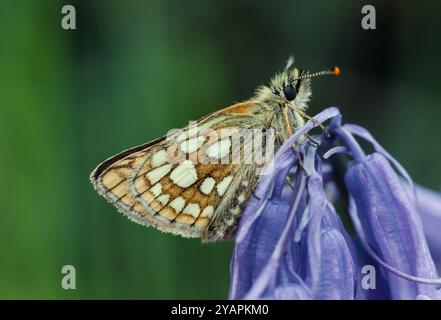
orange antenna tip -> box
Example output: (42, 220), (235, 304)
(292, 66), (341, 81)
(331, 66), (341, 76)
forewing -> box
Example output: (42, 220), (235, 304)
(90, 101), (273, 240)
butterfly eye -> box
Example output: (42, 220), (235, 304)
(283, 84), (297, 101)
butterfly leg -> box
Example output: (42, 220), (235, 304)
(282, 104), (306, 171)
(291, 106), (330, 138)
(305, 133), (320, 146)
(291, 144), (306, 172)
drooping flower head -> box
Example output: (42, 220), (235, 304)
(229, 107), (441, 300)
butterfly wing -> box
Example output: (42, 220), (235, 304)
(90, 101), (275, 241)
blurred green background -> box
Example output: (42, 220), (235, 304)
(0, 0), (440, 299)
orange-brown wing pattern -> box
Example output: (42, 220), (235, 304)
(90, 101), (273, 240)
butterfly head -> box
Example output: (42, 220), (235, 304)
(269, 67), (311, 106)
(254, 62), (340, 110)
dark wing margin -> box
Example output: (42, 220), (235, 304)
(90, 136), (166, 181)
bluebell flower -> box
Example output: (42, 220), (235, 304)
(229, 107), (441, 300)
(414, 185), (441, 273)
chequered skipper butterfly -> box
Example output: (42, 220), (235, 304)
(90, 58), (339, 242)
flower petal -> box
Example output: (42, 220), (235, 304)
(345, 153), (441, 299)
(414, 185), (441, 270)
(314, 227), (356, 299)
(231, 143), (358, 300)
(228, 156), (300, 299)
(301, 150), (357, 299)
(230, 108), (343, 300)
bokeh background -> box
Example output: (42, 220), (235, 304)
(1, 0), (440, 299)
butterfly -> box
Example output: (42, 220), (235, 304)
(90, 57), (339, 242)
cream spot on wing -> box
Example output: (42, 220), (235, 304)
(183, 203), (200, 218)
(177, 127), (198, 142)
(237, 193), (246, 203)
(151, 150), (167, 167)
(170, 160), (198, 188)
(205, 138), (231, 159)
(198, 116), (226, 132)
(217, 176), (233, 196)
(231, 206), (241, 215)
(169, 196), (186, 213)
(219, 127), (240, 138)
(146, 164), (172, 184)
(201, 205), (214, 219)
(200, 177), (216, 195)
(150, 183), (162, 197)
(157, 194), (170, 206)
(180, 136), (205, 154)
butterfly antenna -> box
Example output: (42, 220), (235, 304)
(285, 55), (295, 70)
(295, 66), (340, 80)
